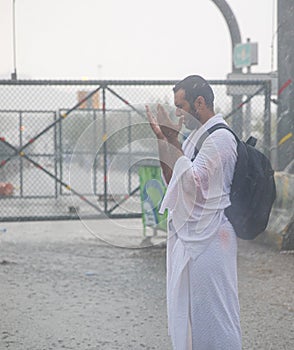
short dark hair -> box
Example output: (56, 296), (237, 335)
(173, 75), (214, 110)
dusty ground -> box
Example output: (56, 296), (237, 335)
(0, 219), (293, 350)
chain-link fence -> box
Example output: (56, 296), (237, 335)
(0, 79), (272, 222)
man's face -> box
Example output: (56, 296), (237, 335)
(174, 88), (199, 130)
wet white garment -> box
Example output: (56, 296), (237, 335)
(159, 114), (242, 349)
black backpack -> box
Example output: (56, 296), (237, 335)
(192, 123), (276, 240)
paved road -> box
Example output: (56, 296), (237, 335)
(0, 219), (293, 350)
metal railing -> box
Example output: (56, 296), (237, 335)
(0, 79), (272, 222)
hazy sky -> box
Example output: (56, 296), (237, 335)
(0, 0), (277, 80)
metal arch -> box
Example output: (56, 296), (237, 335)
(210, 0), (244, 137)
(210, 0), (242, 73)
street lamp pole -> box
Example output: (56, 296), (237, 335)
(11, 0), (17, 80)
(277, 0), (294, 171)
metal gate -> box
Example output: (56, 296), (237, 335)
(0, 79), (272, 222)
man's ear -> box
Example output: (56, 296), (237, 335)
(193, 96), (204, 110)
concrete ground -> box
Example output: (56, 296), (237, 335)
(0, 219), (293, 350)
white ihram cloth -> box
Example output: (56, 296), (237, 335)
(159, 114), (242, 349)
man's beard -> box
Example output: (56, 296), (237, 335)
(184, 111), (201, 130)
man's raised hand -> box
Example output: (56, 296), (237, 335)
(146, 104), (183, 142)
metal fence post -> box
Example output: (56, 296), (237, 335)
(54, 112), (58, 198)
(19, 111), (23, 197)
(58, 110), (63, 196)
(264, 80), (272, 159)
(102, 86), (108, 213)
(93, 109), (98, 196)
(128, 111), (132, 195)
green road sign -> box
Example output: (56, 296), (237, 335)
(233, 42), (258, 69)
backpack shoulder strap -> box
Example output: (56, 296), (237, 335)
(191, 123), (240, 162)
